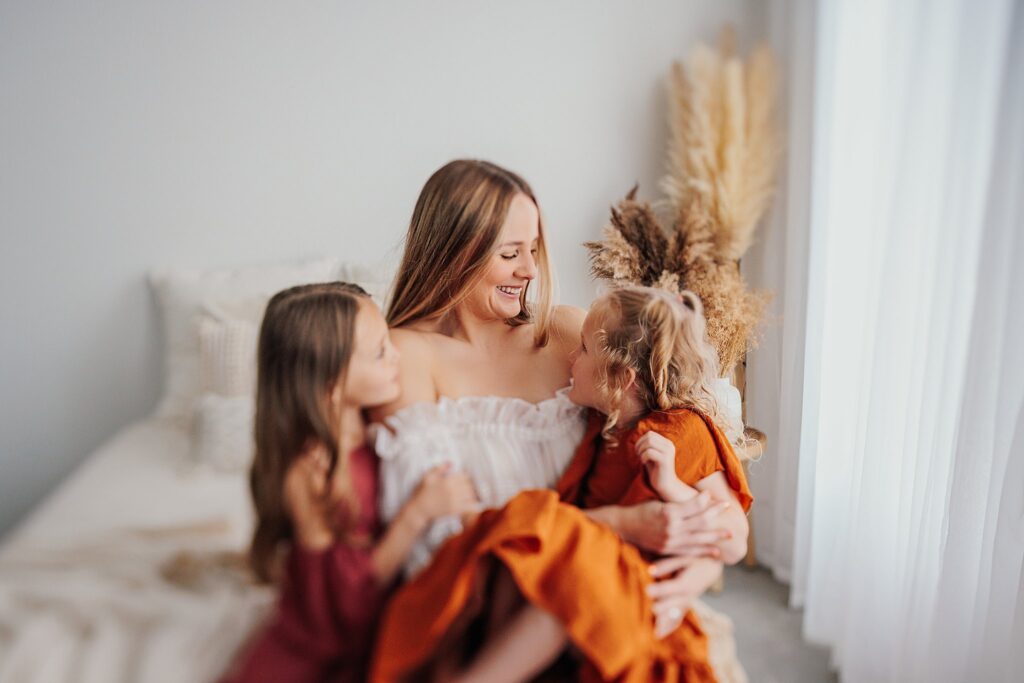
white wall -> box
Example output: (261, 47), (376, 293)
(0, 0), (764, 537)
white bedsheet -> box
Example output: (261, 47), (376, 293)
(0, 418), (274, 683)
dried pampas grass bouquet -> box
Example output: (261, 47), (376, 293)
(586, 26), (779, 379)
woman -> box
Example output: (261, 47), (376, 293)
(369, 160), (745, 679)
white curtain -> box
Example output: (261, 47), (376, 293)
(742, 0), (818, 588)
(745, 0), (1023, 680)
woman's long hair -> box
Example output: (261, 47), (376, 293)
(249, 281), (370, 583)
(387, 159), (555, 346)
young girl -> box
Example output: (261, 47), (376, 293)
(559, 285), (753, 655)
(564, 285), (751, 561)
(220, 282), (479, 683)
(371, 285), (752, 683)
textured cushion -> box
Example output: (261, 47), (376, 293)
(198, 315), (258, 398)
(192, 393), (256, 472)
(191, 314), (259, 472)
(148, 257), (344, 421)
(171, 260), (390, 471)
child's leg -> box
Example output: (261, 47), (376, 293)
(433, 567), (568, 683)
(448, 604), (569, 683)
(486, 564), (524, 637)
(424, 561), (492, 682)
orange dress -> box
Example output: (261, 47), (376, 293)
(370, 408), (753, 683)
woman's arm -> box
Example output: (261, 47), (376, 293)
(647, 555), (725, 638)
(584, 492), (732, 559)
(693, 471), (749, 564)
(585, 497), (736, 639)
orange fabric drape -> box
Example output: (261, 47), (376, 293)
(371, 408), (752, 682)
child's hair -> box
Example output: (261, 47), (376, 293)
(590, 285), (740, 441)
(249, 281), (371, 583)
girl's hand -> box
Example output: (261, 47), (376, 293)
(636, 431), (676, 469)
(636, 430), (699, 502)
(412, 463), (481, 524)
(283, 443), (336, 551)
(621, 492), (732, 557)
(372, 464), (481, 586)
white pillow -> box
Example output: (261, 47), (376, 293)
(148, 257), (344, 421)
(192, 393), (256, 473)
(199, 315), (258, 397)
(186, 270), (390, 473)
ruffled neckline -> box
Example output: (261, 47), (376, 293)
(372, 385), (583, 440)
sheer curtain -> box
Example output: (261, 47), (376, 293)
(742, 0), (818, 588)
(745, 1), (1023, 680)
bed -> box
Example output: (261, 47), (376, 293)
(0, 417), (272, 683)
(0, 257), (388, 683)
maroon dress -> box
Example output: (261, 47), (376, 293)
(222, 445), (386, 683)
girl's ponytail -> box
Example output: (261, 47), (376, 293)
(590, 285), (736, 441)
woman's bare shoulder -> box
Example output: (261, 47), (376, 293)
(548, 304), (587, 347)
(372, 327), (438, 421)
(389, 325), (436, 350)
(554, 303), (587, 327)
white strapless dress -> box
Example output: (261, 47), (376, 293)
(370, 387), (586, 577)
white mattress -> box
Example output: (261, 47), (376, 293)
(0, 418), (274, 683)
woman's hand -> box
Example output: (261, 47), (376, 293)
(647, 556), (724, 638)
(619, 492), (733, 558)
(411, 463), (481, 525)
(283, 443), (337, 551)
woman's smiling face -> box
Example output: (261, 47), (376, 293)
(464, 193), (540, 320)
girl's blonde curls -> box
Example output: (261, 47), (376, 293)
(591, 286), (739, 441)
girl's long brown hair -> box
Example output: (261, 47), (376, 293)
(249, 281), (370, 583)
(387, 159), (555, 346)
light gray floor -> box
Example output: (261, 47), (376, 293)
(704, 565), (837, 683)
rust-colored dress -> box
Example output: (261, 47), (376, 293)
(370, 408), (753, 683)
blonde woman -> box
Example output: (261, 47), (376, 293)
(369, 160), (743, 680)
